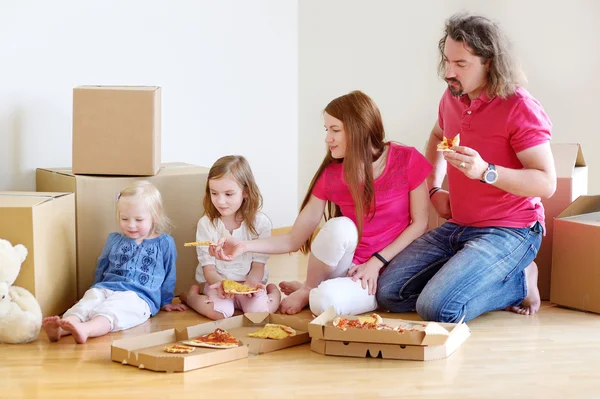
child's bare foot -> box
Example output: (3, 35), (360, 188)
(506, 262), (541, 316)
(59, 319), (89, 344)
(42, 316), (64, 342)
(266, 284), (282, 313)
(180, 285), (201, 304)
(279, 285), (310, 315)
(279, 280), (302, 296)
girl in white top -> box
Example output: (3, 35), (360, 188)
(181, 155), (280, 319)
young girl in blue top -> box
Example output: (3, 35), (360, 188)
(42, 180), (186, 344)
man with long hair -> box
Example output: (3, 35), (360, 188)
(377, 13), (556, 322)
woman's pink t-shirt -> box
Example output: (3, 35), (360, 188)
(311, 143), (432, 265)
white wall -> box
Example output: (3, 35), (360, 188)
(0, 0), (298, 227)
(299, 0), (600, 202)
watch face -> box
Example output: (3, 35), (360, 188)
(485, 170), (498, 183)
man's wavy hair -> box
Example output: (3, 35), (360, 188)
(438, 12), (526, 98)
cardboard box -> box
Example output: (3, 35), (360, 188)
(427, 143), (587, 300)
(112, 312), (311, 372)
(550, 195), (600, 313)
(36, 164), (209, 297)
(0, 192), (76, 316)
(308, 308), (470, 361)
(536, 143), (587, 299)
(72, 85), (161, 176)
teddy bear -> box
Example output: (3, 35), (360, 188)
(0, 239), (43, 344)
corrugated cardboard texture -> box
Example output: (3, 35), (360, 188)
(0, 192), (77, 316)
(551, 196), (600, 313)
(36, 164), (208, 297)
(427, 143), (587, 300)
(72, 86), (161, 176)
(310, 322), (470, 361)
(536, 143), (587, 299)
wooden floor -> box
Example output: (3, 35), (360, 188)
(3, 252), (600, 399)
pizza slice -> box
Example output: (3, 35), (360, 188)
(181, 328), (240, 349)
(436, 134), (460, 152)
(222, 279), (263, 295)
(163, 344), (195, 354)
(332, 313), (394, 331)
(247, 323), (297, 340)
(184, 241), (217, 247)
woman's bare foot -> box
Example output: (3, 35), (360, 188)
(59, 319), (89, 344)
(279, 280), (302, 296)
(279, 285), (311, 315)
(506, 262), (541, 316)
(42, 316), (65, 342)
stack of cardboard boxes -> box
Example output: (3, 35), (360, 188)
(0, 86), (209, 317)
(37, 86), (210, 300)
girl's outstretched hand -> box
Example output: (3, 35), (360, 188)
(212, 237), (247, 261)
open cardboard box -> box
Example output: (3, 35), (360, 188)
(112, 312), (312, 372)
(550, 195), (600, 314)
(308, 308), (470, 361)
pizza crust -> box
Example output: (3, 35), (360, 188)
(180, 340), (238, 349)
(184, 241), (217, 247)
(163, 344), (195, 354)
(222, 279), (263, 295)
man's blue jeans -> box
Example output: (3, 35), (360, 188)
(376, 222), (542, 322)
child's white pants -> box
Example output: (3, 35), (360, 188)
(63, 288), (150, 331)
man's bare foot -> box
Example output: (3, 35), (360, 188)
(506, 262), (541, 316)
(279, 280), (302, 296)
(59, 319), (89, 344)
(279, 286), (310, 315)
(42, 316), (64, 342)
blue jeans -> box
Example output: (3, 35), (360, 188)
(376, 222), (542, 322)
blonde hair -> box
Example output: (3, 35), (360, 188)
(299, 90), (386, 254)
(117, 180), (172, 235)
(203, 155), (263, 236)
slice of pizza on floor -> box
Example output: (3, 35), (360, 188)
(222, 279), (263, 295)
(181, 328), (240, 349)
(247, 323), (297, 340)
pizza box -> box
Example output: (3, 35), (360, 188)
(308, 307), (465, 346)
(111, 327), (249, 373)
(111, 312), (312, 372)
(187, 311), (313, 355)
(310, 320), (470, 361)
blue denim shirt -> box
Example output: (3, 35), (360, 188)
(93, 232), (177, 316)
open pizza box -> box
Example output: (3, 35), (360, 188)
(111, 312), (311, 372)
(308, 307), (471, 361)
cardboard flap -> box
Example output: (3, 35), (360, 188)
(308, 307), (337, 339)
(244, 312), (270, 324)
(113, 329), (177, 351)
(0, 192), (71, 207)
(552, 143), (586, 177)
(557, 195), (600, 218)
